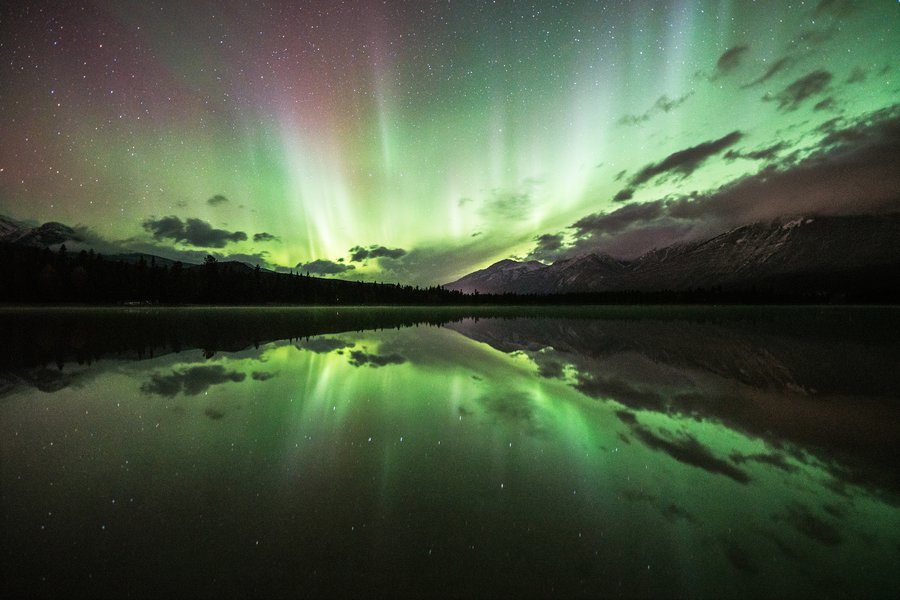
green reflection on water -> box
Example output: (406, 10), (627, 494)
(1, 307), (899, 598)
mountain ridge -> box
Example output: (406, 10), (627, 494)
(445, 213), (900, 296)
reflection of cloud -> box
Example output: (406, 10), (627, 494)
(296, 337), (355, 354)
(731, 451), (799, 473)
(204, 408), (225, 420)
(347, 350), (406, 368)
(722, 541), (759, 575)
(620, 488), (697, 524)
(141, 365), (246, 397)
(631, 426), (750, 484)
(475, 391), (548, 437)
(779, 503), (843, 546)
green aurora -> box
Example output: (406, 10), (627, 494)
(1, 1), (898, 284)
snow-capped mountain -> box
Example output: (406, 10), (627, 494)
(445, 213), (900, 296)
(0, 216), (81, 247)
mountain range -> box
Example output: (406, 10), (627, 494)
(445, 213), (900, 297)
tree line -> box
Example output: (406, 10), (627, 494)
(2, 243), (893, 305)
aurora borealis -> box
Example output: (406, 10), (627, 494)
(1, 1), (898, 285)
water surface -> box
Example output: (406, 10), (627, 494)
(2, 307), (899, 598)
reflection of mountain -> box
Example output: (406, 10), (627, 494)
(0, 307), (467, 371)
(446, 214), (900, 298)
(446, 309), (900, 503)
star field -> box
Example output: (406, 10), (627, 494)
(1, 1), (898, 284)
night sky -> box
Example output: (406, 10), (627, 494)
(1, 1), (898, 285)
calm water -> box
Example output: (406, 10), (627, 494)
(2, 307), (899, 598)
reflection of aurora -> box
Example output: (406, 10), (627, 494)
(2, 309), (899, 598)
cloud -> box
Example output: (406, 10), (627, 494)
(478, 190), (532, 221)
(525, 233), (564, 262)
(253, 232), (278, 243)
(613, 188), (634, 202)
(141, 365), (246, 397)
(207, 194), (229, 206)
(814, 97), (837, 112)
(770, 70), (833, 110)
(846, 66), (866, 84)
(743, 56), (793, 87)
(349, 245), (407, 262)
(142, 216), (247, 248)
(723, 142), (786, 162)
(618, 92), (694, 126)
(295, 259), (356, 276)
(788, 27), (837, 50)
(628, 130), (743, 188)
(715, 45), (749, 75)
(526, 104), (900, 261)
(251, 371), (276, 381)
(571, 202), (665, 238)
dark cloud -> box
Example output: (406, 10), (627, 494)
(534, 234), (563, 251)
(571, 202), (665, 238)
(207, 194), (229, 206)
(526, 233), (563, 262)
(295, 259), (356, 276)
(632, 426), (750, 484)
(141, 365), (246, 397)
(539, 105), (900, 260)
(845, 66), (867, 84)
(770, 70), (833, 110)
(629, 131), (742, 187)
(479, 191), (532, 221)
(618, 92), (693, 126)
(142, 216), (247, 248)
(614, 169), (627, 182)
(349, 245), (407, 262)
(253, 232), (278, 242)
(251, 371), (275, 381)
(814, 97), (837, 112)
(715, 45), (749, 75)
(743, 56), (793, 87)
(788, 27), (837, 50)
(613, 188), (634, 202)
(347, 350), (406, 368)
(724, 142), (786, 162)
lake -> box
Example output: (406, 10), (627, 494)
(2, 306), (899, 598)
